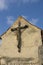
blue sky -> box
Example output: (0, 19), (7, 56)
(0, 0), (43, 35)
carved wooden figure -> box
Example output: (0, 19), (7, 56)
(11, 22), (28, 52)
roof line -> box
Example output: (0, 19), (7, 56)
(0, 16), (43, 37)
(20, 16), (42, 30)
(1, 26), (11, 37)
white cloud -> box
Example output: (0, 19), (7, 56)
(29, 18), (39, 25)
(7, 16), (15, 25)
(0, 0), (40, 10)
(0, 0), (7, 10)
(0, 0), (16, 10)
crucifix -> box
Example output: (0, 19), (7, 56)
(11, 22), (28, 53)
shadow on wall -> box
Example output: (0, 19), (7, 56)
(0, 56), (39, 65)
(0, 37), (2, 46)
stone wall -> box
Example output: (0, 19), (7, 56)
(0, 17), (42, 65)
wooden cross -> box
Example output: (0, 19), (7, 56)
(11, 22), (28, 53)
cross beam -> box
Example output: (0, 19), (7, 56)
(11, 22), (28, 53)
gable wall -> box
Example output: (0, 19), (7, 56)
(0, 17), (42, 64)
